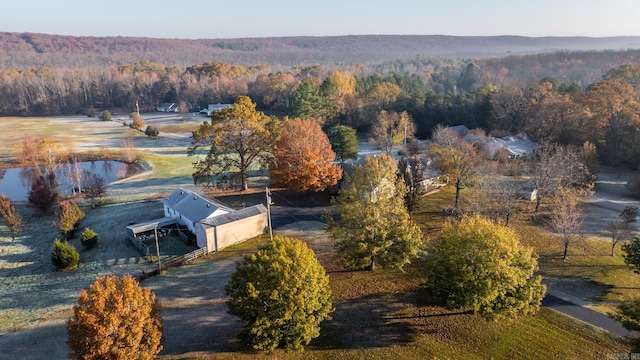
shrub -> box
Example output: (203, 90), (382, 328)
(81, 227), (98, 248)
(99, 110), (112, 121)
(51, 239), (80, 270)
(58, 200), (85, 239)
(67, 275), (163, 359)
(86, 108), (96, 117)
(144, 125), (159, 138)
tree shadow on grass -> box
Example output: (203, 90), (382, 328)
(310, 291), (422, 351)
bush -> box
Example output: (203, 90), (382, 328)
(99, 110), (112, 121)
(58, 200), (85, 239)
(51, 239), (80, 270)
(80, 227), (98, 248)
(225, 237), (333, 352)
(86, 108), (96, 117)
(67, 275), (163, 359)
(144, 125), (159, 138)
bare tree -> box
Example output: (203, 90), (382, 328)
(609, 205), (638, 256)
(529, 143), (594, 213)
(430, 125), (482, 209)
(120, 136), (138, 163)
(84, 173), (107, 208)
(547, 189), (585, 260)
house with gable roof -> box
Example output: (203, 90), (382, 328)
(128, 188), (267, 254)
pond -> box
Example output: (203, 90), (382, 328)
(0, 160), (132, 201)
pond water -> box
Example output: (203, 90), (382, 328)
(0, 160), (131, 201)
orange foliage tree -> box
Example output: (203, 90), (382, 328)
(67, 275), (163, 360)
(269, 119), (342, 192)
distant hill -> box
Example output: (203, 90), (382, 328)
(1, 32), (640, 68)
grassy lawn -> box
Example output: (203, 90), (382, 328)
(158, 188), (632, 359)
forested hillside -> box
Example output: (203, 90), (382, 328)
(2, 32), (640, 169)
(1, 32), (640, 68)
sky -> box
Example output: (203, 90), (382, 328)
(2, 0), (640, 39)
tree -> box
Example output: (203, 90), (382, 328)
(84, 173), (107, 208)
(99, 110), (112, 121)
(188, 96), (279, 191)
(547, 189), (585, 260)
(269, 119), (341, 192)
(67, 275), (163, 360)
(529, 143), (594, 213)
(289, 79), (327, 121)
(325, 154), (423, 271)
(369, 110), (415, 155)
(28, 179), (58, 214)
(424, 215), (546, 320)
(623, 235), (640, 273)
(120, 136), (138, 163)
(430, 125), (482, 209)
(51, 239), (80, 270)
(608, 205), (638, 256)
(58, 200), (85, 239)
(612, 298), (640, 350)
(327, 125), (358, 164)
(225, 237), (333, 353)
(0, 194), (22, 240)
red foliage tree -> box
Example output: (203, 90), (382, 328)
(269, 118), (342, 192)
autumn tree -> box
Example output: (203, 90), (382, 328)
(129, 112), (145, 130)
(269, 119), (341, 192)
(369, 110), (415, 155)
(188, 96), (279, 191)
(225, 237), (333, 353)
(28, 179), (58, 214)
(424, 215), (546, 320)
(325, 154), (423, 271)
(327, 125), (358, 164)
(58, 200), (85, 239)
(67, 275), (163, 360)
(430, 125), (482, 209)
(547, 189), (585, 260)
(322, 70), (356, 120)
(0, 194), (22, 240)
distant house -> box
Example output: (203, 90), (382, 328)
(127, 188), (267, 254)
(200, 103), (233, 116)
(157, 102), (177, 112)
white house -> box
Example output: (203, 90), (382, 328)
(160, 188), (233, 233)
(199, 103), (233, 116)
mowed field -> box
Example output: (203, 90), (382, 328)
(0, 114), (637, 359)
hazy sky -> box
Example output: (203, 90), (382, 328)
(2, 0), (639, 39)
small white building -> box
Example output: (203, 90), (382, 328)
(196, 204), (268, 252)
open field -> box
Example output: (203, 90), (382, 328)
(0, 114), (638, 359)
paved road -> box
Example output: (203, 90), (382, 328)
(542, 294), (633, 337)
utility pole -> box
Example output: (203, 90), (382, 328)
(154, 225), (162, 271)
(266, 187), (273, 241)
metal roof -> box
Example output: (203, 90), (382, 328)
(199, 204), (267, 228)
(161, 188), (233, 223)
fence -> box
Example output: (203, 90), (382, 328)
(129, 236), (150, 257)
